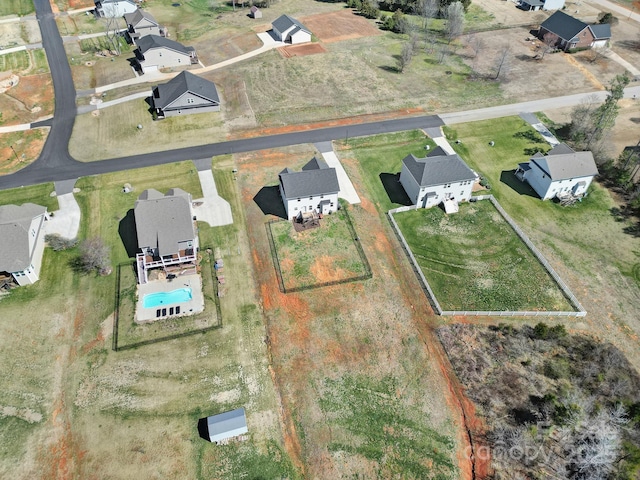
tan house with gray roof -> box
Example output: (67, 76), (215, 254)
(134, 189), (198, 284)
(124, 9), (165, 43)
(134, 35), (197, 74)
(0, 203), (49, 286)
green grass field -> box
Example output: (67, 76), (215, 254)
(0, 0), (34, 16)
(269, 207), (369, 290)
(394, 201), (573, 311)
(0, 49), (50, 74)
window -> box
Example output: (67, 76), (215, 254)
(309, 196), (313, 200)
(460, 191), (464, 196)
(187, 98), (194, 104)
(31, 229), (36, 237)
(297, 198), (301, 202)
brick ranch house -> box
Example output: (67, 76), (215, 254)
(538, 11), (611, 51)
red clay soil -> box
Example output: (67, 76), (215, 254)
(278, 43), (327, 58)
(67, 0), (95, 8)
(300, 9), (382, 43)
(230, 107), (425, 140)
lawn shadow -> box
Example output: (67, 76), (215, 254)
(380, 173), (412, 206)
(119, 209), (139, 258)
(379, 64), (400, 73)
(197, 417), (210, 442)
(254, 186), (287, 219)
(500, 170), (539, 198)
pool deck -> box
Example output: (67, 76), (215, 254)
(135, 273), (204, 323)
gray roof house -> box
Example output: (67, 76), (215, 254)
(0, 203), (48, 286)
(95, 0), (138, 18)
(278, 157), (340, 219)
(399, 148), (477, 211)
(515, 143), (599, 200)
(135, 35), (197, 73)
(538, 11), (611, 50)
(206, 408), (248, 444)
(124, 8), (165, 42)
(134, 188), (198, 283)
(151, 71), (220, 119)
(272, 14), (312, 44)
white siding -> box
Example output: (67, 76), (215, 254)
(400, 164), (474, 208)
(284, 193), (338, 220)
(542, 0), (565, 10)
(141, 48), (190, 71)
(100, 1), (137, 17)
(525, 166), (554, 199)
(399, 164), (421, 205)
(591, 39), (608, 48)
(290, 30), (311, 44)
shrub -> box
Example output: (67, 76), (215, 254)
(532, 322), (567, 340)
(45, 233), (77, 251)
(77, 237), (111, 275)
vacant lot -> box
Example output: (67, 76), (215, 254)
(394, 201), (573, 312)
(0, 161), (293, 479)
(237, 144), (461, 477)
(69, 100), (226, 161)
(269, 208), (369, 291)
(0, 129), (48, 175)
(0, 0), (34, 16)
(301, 9), (381, 43)
(0, 19), (41, 47)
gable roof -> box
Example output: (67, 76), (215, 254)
(123, 8), (159, 28)
(101, 0), (136, 4)
(0, 203), (47, 272)
(529, 144), (599, 180)
(207, 408), (248, 443)
(250, 5), (260, 12)
(279, 157), (340, 198)
(134, 189), (195, 256)
(540, 11), (588, 41)
(136, 34), (194, 55)
(588, 24), (611, 40)
(272, 14), (311, 35)
(153, 71), (219, 109)
(402, 152), (477, 187)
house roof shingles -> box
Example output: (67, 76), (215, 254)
(272, 14), (311, 34)
(530, 143), (599, 180)
(153, 71), (219, 109)
(540, 11), (588, 41)
(134, 189), (195, 256)
(137, 34), (194, 55)
(589, 24), (612, 40)
(279, 157), (340, 199)
(0, 203), (47, 272)
(402, 152), (477, 188)
(123, 8), (159, 27)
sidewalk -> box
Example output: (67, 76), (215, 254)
(603, 50), (640, 78)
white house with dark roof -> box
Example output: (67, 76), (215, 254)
(152, 71), (220, 119)
(399, 147), (478, 211)
(134, 188), (198, 283)
(515, 143), (599, 200)
(95, 0), (137, 18)
(278, 157), (340, 220)
(124, 8), (165, 43)
(134, 35), (197, 73)
(0, 203), (48, 286)
(206, 408), (248, 444)
(272, 14), (312, 44)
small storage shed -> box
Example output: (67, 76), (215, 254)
(250, 6), (262, 18)
(206, 407), (248, 443)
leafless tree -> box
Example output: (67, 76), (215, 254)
(78, 237), (111, 275)
(445, 1), (465, 44)
(100, 15), (123, 55)
(436, 43), (450, 64)
(537, 32), (557, 60)
(397, 37), (417, 73)
(416, 0), (439, 30)
(493, 44), (512, 80)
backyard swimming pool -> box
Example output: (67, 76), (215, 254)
(143, 288), (192, 308)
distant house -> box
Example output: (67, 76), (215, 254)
(151, 71), (220, 119)
(124, 8), (165, 43)
(272, 14), (312, 44)
(0, 203), (48, 286)
(134, 188), (198, 284)
(399, 147), (477, 212)
(134, 35), (197, 74)
(250, 6), (262, 19)
(519, 0), (564, 11)
(515, 143), (599, 200)
(95, 0), (137, 18)
(278, 157), (340, 220)
(206, 408), (248, 444)
(538, 11), (611, 51)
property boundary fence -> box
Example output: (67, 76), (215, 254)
(388, 196), (586, 317)
(266, 205), (373, 294)
(112, 248), (223, 352)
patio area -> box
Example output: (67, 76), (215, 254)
(135, 272), (204, 323)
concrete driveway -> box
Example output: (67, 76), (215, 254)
(45, 192), (81, 239)
(315, 142), (361, 204)
(193, 169), (233, 227)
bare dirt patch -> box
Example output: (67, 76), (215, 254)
(278, 43), (327, 58)
(301, 9), (381, 44)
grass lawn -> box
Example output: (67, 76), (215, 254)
(69, 101), (226, 161)
(394, 201), (573, 311)
(269, 206), (370, 291)
(0, 181), (57, 210)
(0, 0), (34, 16)
(335, 130), (437, 213)
(0, 160), (294, 478)
(0, 130), (48, 175)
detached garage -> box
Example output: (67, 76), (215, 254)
(272, 14), (312, 44)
